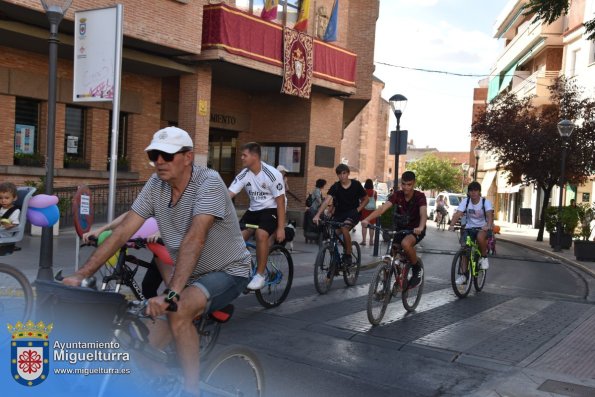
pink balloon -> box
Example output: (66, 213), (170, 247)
(131, 217), (158, 239)
(29, 194), (59, 208)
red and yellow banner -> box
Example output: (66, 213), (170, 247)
(294, 0), (310, 32)
(281, 27), (313, 99)
(261, 0), (278, 21)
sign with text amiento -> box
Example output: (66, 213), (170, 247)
(73, 7), (118, 102)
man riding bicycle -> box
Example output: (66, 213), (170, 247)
(64, 127), (251, 397)
(228, 142), (286, 290)
(448, 181), (494, 285)
(361, 171), (426, 288)
(312, 163), (368, 266)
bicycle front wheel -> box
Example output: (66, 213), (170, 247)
(343, 241), (361, 286)
(366, 261), (392, 325)
(402, 259), (424, 312)
(201, 345), (265, 397)
(0, 263), (33, 322)
(255, 245), (293, 308)
(314, 243), (335, 294)
(451, 250), (472, 298)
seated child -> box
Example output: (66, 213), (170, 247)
(0, 182), (20, 237)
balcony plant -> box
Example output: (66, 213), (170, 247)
(544, 205), (579, 249)
(573, 202), (595, 261)
(64, 155), (89, 169)
(14, 152), (44, 167)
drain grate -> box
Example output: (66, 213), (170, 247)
(537, 380), (595, 397)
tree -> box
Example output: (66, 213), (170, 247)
(472, 77), (595, 241)
(525, 0), (595, 40)
(407, 155), (461, 193)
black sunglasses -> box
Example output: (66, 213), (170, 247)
(147, 148), (191, 162)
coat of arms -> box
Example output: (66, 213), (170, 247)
(8, 320), (53, 387)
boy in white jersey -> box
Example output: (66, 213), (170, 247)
(449, 181), (494, 285)
(229, 142), (286, 290)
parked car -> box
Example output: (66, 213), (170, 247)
(435, 192), (466, 223)
(427, 197), (436, 219)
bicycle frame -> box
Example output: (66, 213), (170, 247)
(245, 242), (284, 288)
(464, 233), (482, 278)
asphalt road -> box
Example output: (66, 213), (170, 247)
(209, 227), (591, 397)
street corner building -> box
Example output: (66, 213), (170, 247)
(0, 0), (384, 225)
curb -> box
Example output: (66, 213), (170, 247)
(498, 236), (595, 280)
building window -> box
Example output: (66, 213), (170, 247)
(261, 143), (305, 176)
(107, 112), (129, 171)
(14, 98), (42, 166)
(237, 0), (300, 27)
(64, 106), (88, 168)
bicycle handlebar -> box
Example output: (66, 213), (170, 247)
(80, 236), (165, 249)
(319, 220), (349, 228)
(365, 224), (414, 235)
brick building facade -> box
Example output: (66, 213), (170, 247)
(0, 0), (380, 220)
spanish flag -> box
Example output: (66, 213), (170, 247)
(261, 0), (279, 21)
(294, 0), (311, 32)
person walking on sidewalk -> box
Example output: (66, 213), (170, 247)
(361, 171), (427, 288)
(229, 142), (286, 290)
(313, 164), (368, 265)
(360, 179), (377, 246)
(448, 181), (494, 285)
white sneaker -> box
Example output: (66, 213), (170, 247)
(247, 273), (266, 290)
(455, 274), (467, 285)
(479, 257), (490, 270)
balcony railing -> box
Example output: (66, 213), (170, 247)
(511, 70), (559, 101)
(201, 3), (357, 87)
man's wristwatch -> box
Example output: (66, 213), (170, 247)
(164, 288), (180, 303)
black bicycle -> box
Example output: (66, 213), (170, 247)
(365, 225), (424, 325)
(313, 220), (361, 294)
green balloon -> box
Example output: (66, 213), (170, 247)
(97, 230), (112, 245)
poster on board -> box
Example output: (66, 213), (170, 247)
(73, 7), (117, 102)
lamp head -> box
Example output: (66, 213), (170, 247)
(474, 146), (484, 159)
(40, 0), (72, 13)
(557, 119), (575, 138)
(389, 94), (408, 119)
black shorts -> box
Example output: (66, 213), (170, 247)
(460, 228), (491, 246)
(332, 208), (360, 227)
(393, 228), (426, 246)
(240, 208), (278, 236)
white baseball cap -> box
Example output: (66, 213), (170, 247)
(145, 127), (194, 153)
(277, 164), (289, 173)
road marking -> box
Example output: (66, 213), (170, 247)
(413, 297), (553, 351)
(325, 288), (457, 333)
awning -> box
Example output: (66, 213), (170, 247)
(499, 61), (518, 93)
(497, 183), (521, 194)
(481, 170), (497, 194)
(487, 76), (500, 102)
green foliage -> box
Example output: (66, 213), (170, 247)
(544, 206), (579, 234)
(525, 0), (595, 40)
(575, 202), (595, 240)
(407, 155), (460, 192)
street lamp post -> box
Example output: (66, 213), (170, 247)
(473, 146), (483, 181)
(461, 163), (469, 191)
(554, 119), (575, 252)
(389, 94), (408, 189)
(38, 0), (73, 281)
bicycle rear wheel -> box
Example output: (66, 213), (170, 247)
(314, 243), (335, 294)
(402, 259), (424, 312)
(201, 345), (265, 397)
(366, 261), (392, 325)
(0, 263), (33, 322)
(343, 241), (361, 286)
(451, 250), (472, 298)
(474, 268), (487, 292)
(255, 245), (293, 308)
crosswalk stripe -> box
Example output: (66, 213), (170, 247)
(325, 287), (457, 333)
(412, 297), (553, 351)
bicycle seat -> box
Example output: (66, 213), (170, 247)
(210, 304), (234, 323)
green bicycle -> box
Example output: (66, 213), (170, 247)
(450, 227), (487, 298)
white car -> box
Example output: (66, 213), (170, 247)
(427, 197), (436, 219)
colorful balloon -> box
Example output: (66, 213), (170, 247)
(147, 242), (173, 266)
(27, 205), (60, 227)
(29, 194), (59, 208)
(97, 230), (122, 267)
(131, 217), (158, 239)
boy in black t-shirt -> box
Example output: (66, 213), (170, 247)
(361, 171), (427, 288)
(313, 164), (369, 265)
